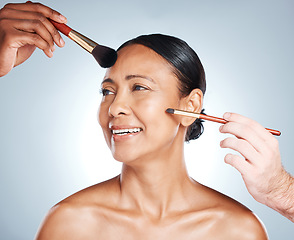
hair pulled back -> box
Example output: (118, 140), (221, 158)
(117, 34), (206, 141)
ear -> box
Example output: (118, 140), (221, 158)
(179, 89), (203, 127)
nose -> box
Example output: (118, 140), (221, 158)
(108, 92), (131, 117)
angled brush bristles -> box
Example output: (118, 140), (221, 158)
(92, 45), (117, 68)
(49, 19), (117, 68)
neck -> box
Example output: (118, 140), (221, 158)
(117, 139), (198, 219)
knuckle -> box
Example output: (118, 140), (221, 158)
(229, 112), (238, 119)
(0, 18), (9, 31)
(0, 18), (5, 27)
(0, 5), (10, 18)
(49, 8), (55, 18)
(31, 34), (46, 48)
(32, 35), (48, 49)
(32, 19), (42, 28)
(33, 2), (55, 18)
(263, 137), (279, 158)
(3, 3), (13, 9)
(31, 33), (41, 42)
(51, 27), (59, 37)
(36, 13), (46, 23)
(271, 137), (279, 148)
(238, 123), (250, 135)
(33, 2), (42, 11)
(263, 144), (275, 159)
(238, 139), (246, 148)
(0, 9), (4, 18)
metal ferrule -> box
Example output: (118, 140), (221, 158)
(174, 109), (200, 118)
(68, 30), (97, 53)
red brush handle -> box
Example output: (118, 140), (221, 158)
(264, 128), (281, 136)
(199, 114), (281, 136)
(25, 1), (72, 36)
(49, 19), (72, 36)
(199, 114), (227, 124)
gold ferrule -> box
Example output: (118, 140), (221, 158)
(68, 30), (97, 53)
(174, 109), (200, 118)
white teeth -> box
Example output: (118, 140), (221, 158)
(112, 128), (142, 135)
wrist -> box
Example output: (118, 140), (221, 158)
(265, 170), (294, 222)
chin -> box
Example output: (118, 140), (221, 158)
(111, 148), (141, 164)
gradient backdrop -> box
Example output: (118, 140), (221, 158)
(0, 0), (293, 239)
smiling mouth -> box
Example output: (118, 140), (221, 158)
(112, 128), (143, 136)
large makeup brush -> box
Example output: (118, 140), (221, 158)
(49, 20), (117, 68)
(166, 108), (281, 136)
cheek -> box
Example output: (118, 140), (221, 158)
(98, 102), (111, 146)
(98, 103), (106, 127)
(134, 94), (179, 136)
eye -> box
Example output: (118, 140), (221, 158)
(100, 88), (115, 96)
(133, 84), (148, 91)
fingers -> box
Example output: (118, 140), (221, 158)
(0, 18), (53, 57)
(4, 2), (67, 23)
(1, 7), (65, 48)
(220, 137), (259, 164)
(1, 19), (54, 58)
(219, 112), (281, 173)
(21, 33), (52, 58)
(223, 153), (252, 176)
(219, 112), (276, 153)
(1, 2), (67, 51)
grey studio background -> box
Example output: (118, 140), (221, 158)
(0, 0), (293, 239)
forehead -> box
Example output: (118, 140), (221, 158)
(103, 44), (175, 82)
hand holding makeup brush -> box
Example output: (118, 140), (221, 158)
(219, 112), (294, 222)
(0, 1), (67, 77)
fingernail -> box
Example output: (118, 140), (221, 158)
(49, 49), (54, 57)
(219, 125), (223, 132)
(223, 112), (231, 120)
(60, 38), (65, 46)
(59, 15), (67, 22)
(51, 45), (55, 52)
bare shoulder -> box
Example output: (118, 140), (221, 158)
(194, 184), (268, 240)
(216, 205), (268, 240)
(35, 176), (120, 240)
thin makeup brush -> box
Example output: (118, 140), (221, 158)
(49, 20), (117, 68)
(166, 108), (281, 136)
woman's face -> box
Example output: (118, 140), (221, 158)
(98, 44), (186, 164)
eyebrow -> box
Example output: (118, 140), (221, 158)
(125, 74), (155, 83)
(101, 74), (155, 86)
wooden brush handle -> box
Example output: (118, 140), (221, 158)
(49, 19), (72, 36)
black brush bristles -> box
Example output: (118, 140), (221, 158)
(92, 45), (117, 68)
(166, 108), (175, 114)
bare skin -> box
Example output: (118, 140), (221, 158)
(0, 2), (271, 239)
(0, 2), (66, 77)
(35, 45), (267, 239)
(220, 113), (294, 222)
(35, 176), (266, 240)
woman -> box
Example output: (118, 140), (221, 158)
(0, 2), (269, 239)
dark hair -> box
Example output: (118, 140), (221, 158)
(117, 34), (206, 141)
